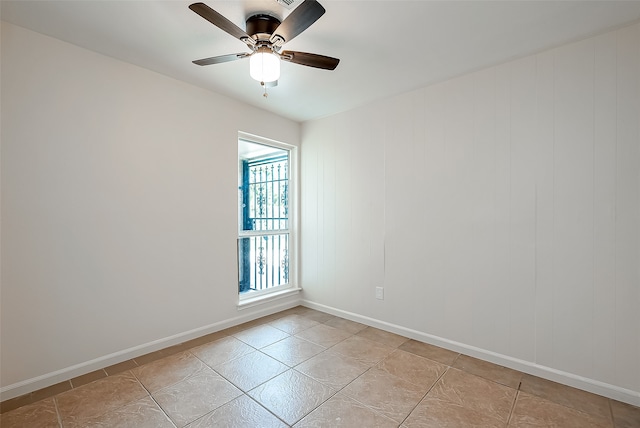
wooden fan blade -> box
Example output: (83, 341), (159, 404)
(193, 52), (250, 66)
(281, 51), (339, 70)
(270, 0), (325, 44)
(189, 3), (250, 41)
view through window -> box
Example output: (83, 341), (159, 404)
(238, 139), (291, 296)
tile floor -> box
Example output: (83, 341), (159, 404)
(2, 306), (639, 427)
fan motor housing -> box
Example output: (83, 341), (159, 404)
(246, 14), (281, 40)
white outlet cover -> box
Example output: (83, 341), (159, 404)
(375, 287), (384, 300)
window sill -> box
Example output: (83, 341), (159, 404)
(237, 287), (302, 310)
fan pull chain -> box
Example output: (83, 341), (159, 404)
(261, 81), (268, 98)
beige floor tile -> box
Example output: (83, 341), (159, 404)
(295, 323), (352, 348)
(324, 317), (368, 334)
(276, 306), (309, 317)
(404, 396), (506, 428)
(191, 336), (255, 368)
(78, 396), (174, 428)
(132, 351), (206, 393)
(179, 331), (228, 350)
(509, 392), (611, 428)
(260, 311), (293, 323)
(0, 398), (60, 428)
(357, 327), (409, 348)
(1, 394), (34, 414)
(232, 324), (290, 348)
(104, 359), (138, 376)
(134, 350), (167, 366)
(295, 392), (398, 427)
(186, 394), (287, 428)
(261, 336), (326, 367)
(214, 351), (288, 391)
(280, 306), (334, 322)
(427, 368), (516, 424)
(341, 367), (428, 423)
(453, 354), (522, 388)
(249, 369), (335, 426)
(330, 336), (395, 366)
(70, 370), (108, 388)
(298, 310), (337, 324)
(519, 373), (611, 421)
(221, 319), (266, 335)
(31, 381), (73, 403)
(56, 371), (148, 428)
(398, 340), (459, 366)
(295, 350), (370, 390)
(269, 314), (320, 335)
(284, 306), (328, 318)
(610, 399), (640, 428)
(377, 349), (447, 389)
(161, 342), (195, 357)
(153, 367), (242, 427)
(0, 381), (72, 414)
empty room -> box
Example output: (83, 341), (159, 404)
(1, 0), (639, 427)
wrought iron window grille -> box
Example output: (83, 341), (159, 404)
(238, 153), (289, 293)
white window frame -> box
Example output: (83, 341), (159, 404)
(237, 132), (299, 307)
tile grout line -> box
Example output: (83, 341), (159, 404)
(59, 371), (153, 428)
(450, 352), (462, 366)
(608, 398), (615, 427)
(53, 395), (63, 428)
(245, 393), (292, 427)
(130, 368), (177, 427)
(138, 353), (244, 428)
(519, 378), (620, 425)
(307, 330), (444, 424)
(135, 353), (214, 396)
(240, 315), (346, 424)
(506, 389), (521, 426)
(146, 391), (177, 428)
(288, 370), (338, 426)
(287, 333), (387, 424)
(398, 365), (451, 426)
(189, 340), (261, 375)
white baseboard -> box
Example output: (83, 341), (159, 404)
(0, 299), (300, 402)
(301, 299), (640, 407)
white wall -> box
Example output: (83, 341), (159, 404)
(301, 23), (640, 404)
(0, 22), (300, 399)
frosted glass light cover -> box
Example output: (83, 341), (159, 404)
(249, 52), (280, 83)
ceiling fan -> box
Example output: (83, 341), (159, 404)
(189, 0), (340, 89)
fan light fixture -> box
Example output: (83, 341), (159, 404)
(249, 48), (280, 83)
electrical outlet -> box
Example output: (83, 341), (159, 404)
(375, 287), (384, 300)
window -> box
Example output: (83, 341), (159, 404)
(238, 136), (296, 300)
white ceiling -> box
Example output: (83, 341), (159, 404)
(2, 1), (640, 122)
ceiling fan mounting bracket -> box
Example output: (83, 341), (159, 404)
(246, 14), (281, 42)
